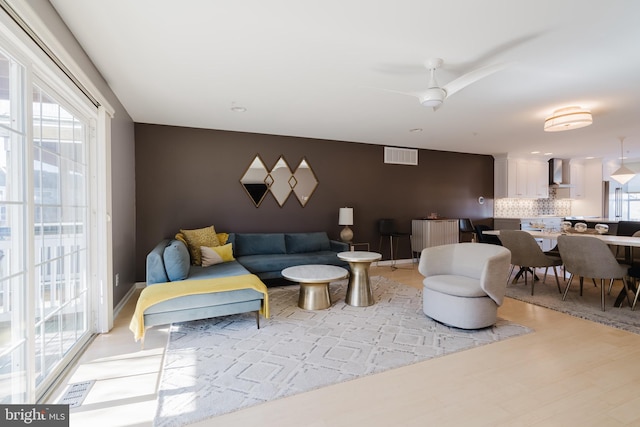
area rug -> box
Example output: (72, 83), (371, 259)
(154, 276), (532, 427)
(505, 276), (640, 335)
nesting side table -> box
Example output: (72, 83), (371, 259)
(337, 251), (382, 307)
(281, 264), (349, 310)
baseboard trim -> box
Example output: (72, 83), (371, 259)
(112, 282), (144, 320)
(375, 258), (416, 267)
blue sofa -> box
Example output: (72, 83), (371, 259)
(147, 231), (350, 285)
(135, 232), (349, 340)
(227, 232), (350, 280)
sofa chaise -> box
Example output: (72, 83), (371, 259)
(130, 231), (349, 341)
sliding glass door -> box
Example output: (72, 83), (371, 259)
(0, 45), (94, 403)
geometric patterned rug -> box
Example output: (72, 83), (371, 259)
(505, 274), (640, 335)
(154, 276), (532, 427)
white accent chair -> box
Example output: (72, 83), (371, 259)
(418, 243), (512, 329)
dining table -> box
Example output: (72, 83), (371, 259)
(484, 229), (640, 307)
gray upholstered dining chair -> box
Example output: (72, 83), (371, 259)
(557, 235), (632, 311)
(498, 230), (562, 295)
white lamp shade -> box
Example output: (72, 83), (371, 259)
(544, 106), (592, 132)
(338, 207), (353, 226)
(611, 165), (636, 185)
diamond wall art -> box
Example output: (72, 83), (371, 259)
(240, 155), (318, 207)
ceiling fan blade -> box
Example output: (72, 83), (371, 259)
(375, 87), (424, 100)
(442, 62), (510, 97)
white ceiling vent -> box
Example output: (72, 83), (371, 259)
(384, 146), (418, 165)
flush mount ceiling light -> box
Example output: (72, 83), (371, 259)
(543, 106), (592, 132)
(611, 137), (636, 185)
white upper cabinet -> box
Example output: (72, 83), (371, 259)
(531, 160), (550, 198)
(555, 160), (585, 199)
(495, 157), (549, 199)
(569, 161), (585, 199)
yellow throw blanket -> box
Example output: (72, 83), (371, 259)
(129, 274), (269, 341)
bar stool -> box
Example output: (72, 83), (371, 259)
(459, 218), (476, 242)
(377, 218), (411, 270)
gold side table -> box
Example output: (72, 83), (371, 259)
(337, 251), (382, 307)
(282, 264), (349, 310)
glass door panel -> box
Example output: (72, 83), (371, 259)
(0, 49), (27, 404)
(32, 84), (91, 394)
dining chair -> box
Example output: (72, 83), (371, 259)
(557, 235), (632, 311)
(623, 230), (640, 308)
(474, 224), (503, 246)
(614, 221), (640, 263)
(498, 230), (562, 295)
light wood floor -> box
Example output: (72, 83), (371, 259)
(50, 263), (640, 426)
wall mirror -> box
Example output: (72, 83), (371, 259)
(291, 157), (318, 207)
(240, 154), (319, 207)
(240, 155), (269, 207)
(268, 156), (293, 207)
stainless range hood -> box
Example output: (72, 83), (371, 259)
(548, 158), (573, 187)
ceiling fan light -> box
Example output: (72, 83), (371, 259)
(544, 106), (592, 132)
(420, 88), (446, 108)
(421, 99), (442, 108)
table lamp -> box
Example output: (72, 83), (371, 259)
(339, 207), (354, 242)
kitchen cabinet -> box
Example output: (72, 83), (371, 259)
(411, 219), (459, 254)
(495, 157), (549, 199)
(555, 160), (585, 199)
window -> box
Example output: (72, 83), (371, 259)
(627, 193), (640, 220)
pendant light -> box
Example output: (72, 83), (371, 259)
(610, 137), (635, 185)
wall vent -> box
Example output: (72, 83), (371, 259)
(384, 146), (418, 165)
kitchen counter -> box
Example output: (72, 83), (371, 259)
(493, 216), (564, 220)
(564, 217), (619, 223)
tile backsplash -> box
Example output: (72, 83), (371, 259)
(495, 196), (571, 218)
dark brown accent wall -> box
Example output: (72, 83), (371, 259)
(135, 123), (495, 281)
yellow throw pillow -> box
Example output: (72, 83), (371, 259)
(201, 243), (235, 267)
(180, 225), (221, 265)
(216, 232), (229, 245)
(175, 232), (188, 247)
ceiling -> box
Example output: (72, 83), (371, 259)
(49, 0), (640, 162)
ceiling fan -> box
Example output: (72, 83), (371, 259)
(387, 58), (508, 111)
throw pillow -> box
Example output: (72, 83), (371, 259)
(163, 239), (190, 281)
(201, 243), (235, 267)
(216, 232), (229, 245)
(175, 232), (188, 247)
(180, 225), (221, 265)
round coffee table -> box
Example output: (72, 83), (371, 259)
(281, 264), (349, 310)
(337, 251), (382, 307)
